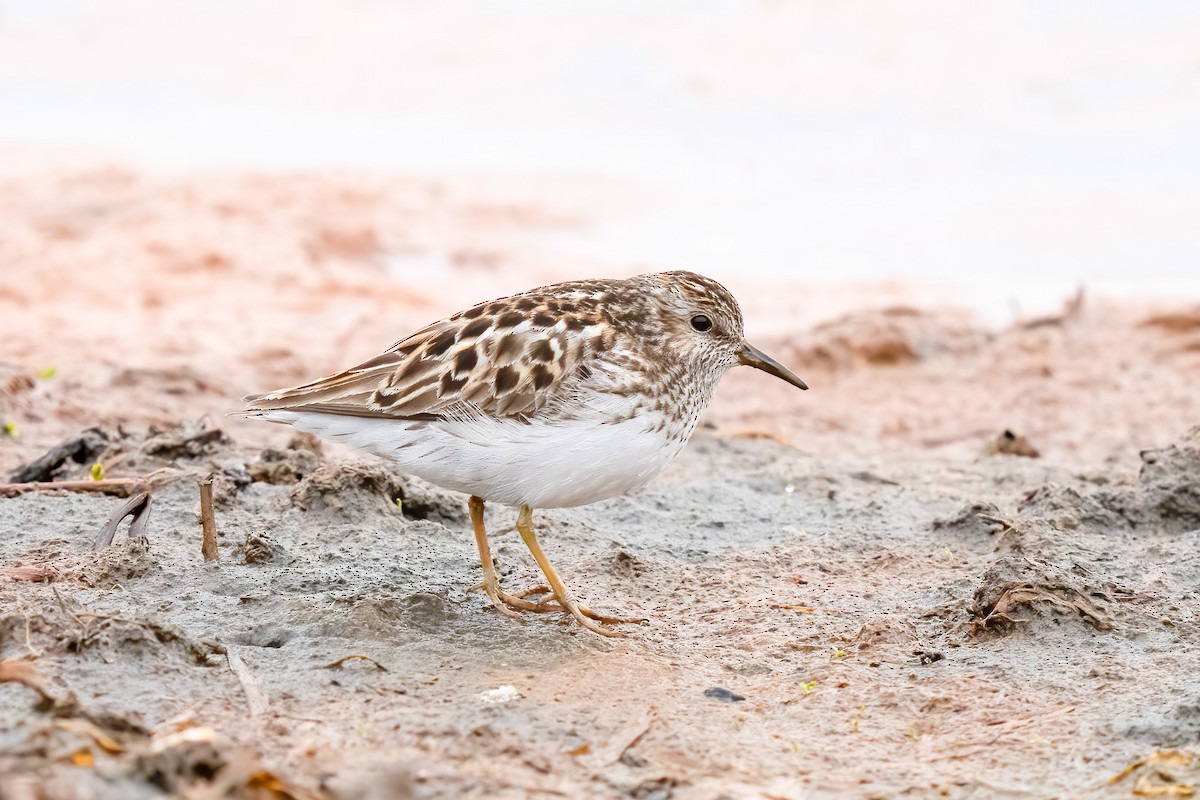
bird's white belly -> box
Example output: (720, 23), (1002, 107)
(259, 407), (690, 508)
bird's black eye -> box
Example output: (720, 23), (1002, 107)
(690, 314), (713, 332)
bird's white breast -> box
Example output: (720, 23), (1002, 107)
(258, 392), (693, 508)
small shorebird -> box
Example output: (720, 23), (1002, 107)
(244, 271), (807, 636)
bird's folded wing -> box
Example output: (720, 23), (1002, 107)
(243, 315), (592, 420)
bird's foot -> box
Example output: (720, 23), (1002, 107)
(471, 580), (641, 632)
(506, 584), (645, 627)
(469, 577), (522, 620)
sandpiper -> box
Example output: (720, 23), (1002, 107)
(244, 271), (807, 635)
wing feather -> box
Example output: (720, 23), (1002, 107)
(244, 309), (598, 421)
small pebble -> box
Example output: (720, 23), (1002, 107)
(703, 687), (745, 702)
(479, 685), (520, 704)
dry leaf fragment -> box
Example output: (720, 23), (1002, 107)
(1110, 749), (1198, 797)
(68, 749), (94, 767)
(54, 718), (126, 754)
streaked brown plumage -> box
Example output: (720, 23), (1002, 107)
(244, 271), (807, 635)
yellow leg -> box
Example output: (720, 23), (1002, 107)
(469, 496), (576, 617)
(469, 496), (521, 619)
(470, 498), (643, 631)
(515, 504), (630, 637)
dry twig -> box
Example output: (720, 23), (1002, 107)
(581, 711), (656, 767)
(1022, 286), (1084, 329)
(720, 427), (795, 447)
(0, 479), (149, 498)
(225, 646), (269, 717)
(0, 659), (52, 702)
(198, 478), (218, 562)
(322, 654), (389, 671)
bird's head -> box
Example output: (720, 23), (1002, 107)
(644, 271), (808, 391)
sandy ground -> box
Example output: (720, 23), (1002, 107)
(2, 167), (1200, 799)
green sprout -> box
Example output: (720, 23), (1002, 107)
(90, 461), (105, 481)
(2, 421), (16, 438)
(36, 366), (57, 380)
(800, 680), (818, 694)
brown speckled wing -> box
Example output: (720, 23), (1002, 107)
(244, 306), (597, 421)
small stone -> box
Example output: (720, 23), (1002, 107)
(703, 687), (745, 702)
(479, 685), (520, 704)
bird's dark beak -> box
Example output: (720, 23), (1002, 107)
(738, 341), (808, 390)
